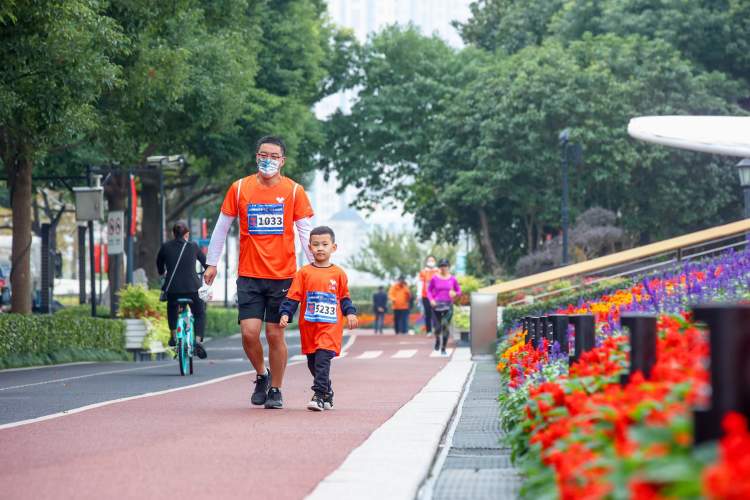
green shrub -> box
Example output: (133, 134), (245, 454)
(118, 284), (162, 319)
(453, 307), (470, 331)
(205, 307), (238, 337)
(0, 314), (126, 368)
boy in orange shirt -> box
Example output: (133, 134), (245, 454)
(279, 226), (358, 411)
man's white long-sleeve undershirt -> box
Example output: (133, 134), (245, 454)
(205, 213), (314, 266)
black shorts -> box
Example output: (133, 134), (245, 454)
(236, 277), (293, 324)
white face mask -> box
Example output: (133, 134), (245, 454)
(426, 260), (436, 269)
(258, 158), (281, 178)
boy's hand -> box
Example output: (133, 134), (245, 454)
(346, 314), (358, 330)
(279, 315), (289, 328)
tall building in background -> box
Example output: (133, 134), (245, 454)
(306, 0), (473, 284)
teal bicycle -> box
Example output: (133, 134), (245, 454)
(175, 298), (195, 376)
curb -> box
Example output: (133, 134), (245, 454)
(306, 347), (473, 500)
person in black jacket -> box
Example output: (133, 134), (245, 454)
(372, 286), (387, 334)
(156, 221), (208, 359)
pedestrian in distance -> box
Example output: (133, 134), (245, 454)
(204, 135), (315, 409)
(428, 258), (461, 355)
(156, 221), (209, 359)
(418, 255), (439, 335)
(372, 285), (387, 334)
(389, 276), (411, 335)
(278, 226), (358, 411)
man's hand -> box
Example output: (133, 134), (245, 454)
(279, 315), (289, 328)
(377, 307), (384, 313)
(204, 265), (217, 285)
(346, 314), (358, 330)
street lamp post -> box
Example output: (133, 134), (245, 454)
(737, 158), (750, 219)
(559, 129), (571, 265)
(558, 129), (582, 266)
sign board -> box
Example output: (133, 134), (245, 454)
(73, 186), (104, 221)
(107, 211), (125, 255)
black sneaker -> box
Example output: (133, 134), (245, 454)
(323, 391), (334, 410)
(434, 340), (440, 351)
(194, 341), (207, 359)
(307, 393), (324, 412)
(251, 369), (271, 406)
(168, 336), (176, 347)
(265, 387), (283, 409)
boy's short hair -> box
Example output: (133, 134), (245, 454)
(255, 135), (286, 156)
(310, 225), (335, 243)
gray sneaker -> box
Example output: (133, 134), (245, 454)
(307, 393), (324, 412)
(251, 369), (271, 406)
(323, 391), (334, 410)
(265, 387), (283, 409)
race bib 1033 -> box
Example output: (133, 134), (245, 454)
(248, 203), (284, 235)
(304, 291), (338, 324)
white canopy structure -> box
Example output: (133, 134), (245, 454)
(627, 116), (750, 157)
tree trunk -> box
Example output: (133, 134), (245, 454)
(104, 173), (128, 311)
(477, 207), (503, 277)
(8, 151), (33, 313)
(137, 171), (161, 283)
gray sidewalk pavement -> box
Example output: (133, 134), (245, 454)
(424, 357), (522, 500)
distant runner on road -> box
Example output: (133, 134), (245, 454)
(204, 135), (314, 409)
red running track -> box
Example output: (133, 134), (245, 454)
(0, 334), (449, 500)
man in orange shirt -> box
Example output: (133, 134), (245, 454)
(388, 276), (411, 334)
(418, 255), (439, 335)
(204, 136), (314, 409)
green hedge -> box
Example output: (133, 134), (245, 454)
(0, 314), (127, 369)
(500, 277), (631, 336)
(55, 304), (112, 318)
(205, 308), (239, 337)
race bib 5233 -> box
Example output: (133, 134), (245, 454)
(248, 203), (284, 235)
(304, 291), (338, 324)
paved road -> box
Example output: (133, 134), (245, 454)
(0, 330), (336, 425)
(0, 334), (450, 500)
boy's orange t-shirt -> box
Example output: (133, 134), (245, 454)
(286, 264), (351, 355)
(220, 175), (314, 279)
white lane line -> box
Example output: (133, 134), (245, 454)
(0, 361), (98, 374)
(356, 350), (383, 360)
(392, 349), (417, 359)
(0, 364), (168, 392)
(290, 355), (307, 362)
(429, 348), (454, 358)
(0, 335), (360, 431)
(306, 348), (472, 500)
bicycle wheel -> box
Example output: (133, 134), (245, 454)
(178, 338), (189, 376)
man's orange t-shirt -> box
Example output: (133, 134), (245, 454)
(419, 268), (439, 298)
(389, 283), (411, 310)
(220, 175), (313, 279)
(286, 264), (351, 355)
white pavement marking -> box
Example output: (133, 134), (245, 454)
(429, 348), (454, 358)
(356, 350), (383, 359)
(0, 335), (360, 431)
(290, 355), (307, 362)
(306, 347), (472, 500)
(392, 349), (417, 359)
(0, 361), (97, 374)
(0, 364), (168, 392)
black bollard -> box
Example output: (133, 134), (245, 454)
(530, 317), (541, 349)
(548, 315), (570, 356)
(692, 304), (750, 445)
(619, 313), (657, 386)
(569, 315), (596, 364)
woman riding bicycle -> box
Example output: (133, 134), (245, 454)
(427, 258), (461, 355)
(156, 221), (208, 359)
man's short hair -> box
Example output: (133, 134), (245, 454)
(256, 135), (286, 156)
(310, 225), (335, 243)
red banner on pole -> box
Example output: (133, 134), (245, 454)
(130, 174), (137, 236)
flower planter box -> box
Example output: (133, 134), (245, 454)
(123, 318), (165, 361)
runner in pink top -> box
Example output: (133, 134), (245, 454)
(427, 259), (461, 355)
